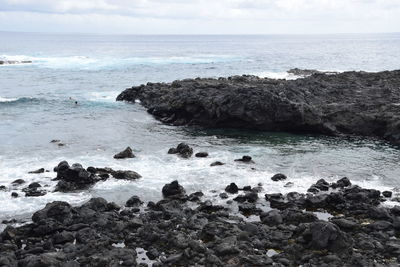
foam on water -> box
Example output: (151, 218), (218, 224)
(0, 140), (396, 222)
(253, 71), (301, 80)
(0, 97), (18, 102)
(0, 54), (241, 70)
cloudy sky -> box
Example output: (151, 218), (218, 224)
(0, 0), (399, 34)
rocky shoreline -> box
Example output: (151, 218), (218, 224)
(1, 152), (400, 266)
(117, 70), (400, 145)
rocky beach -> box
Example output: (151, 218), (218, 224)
(1, 154), (400, 266)
(2, 69), (400, 266)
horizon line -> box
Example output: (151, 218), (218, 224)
(1, 30), (399, 36)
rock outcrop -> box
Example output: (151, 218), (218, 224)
(117, 70), (400, 145)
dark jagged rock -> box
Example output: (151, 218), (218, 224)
(28, 168), (45, 174)
(117, 70), (400, 145)
(234, 155), (254, 163)
(54, 163), (141, 192)
(168, 143), (193, 158)
(332, 177), (352, 188)
(308, 178), (330, 193)
(112, 170), (141, 180)
(28, 182), (41, 189)
(210, 161), (224, 166)
(54, 161), (97, 192)
(162, 180), (185, 197)
(195, 152), (209, 158)
(23, 186), (46, 197)
(299, 221), (353, 254)
(11, 192), (18, 198)
(225, 183), (239, 194)
(113, 146), (135, 159)
(383, 191), (393, 198)
(271, 173), (287, 181)
(0, 185), (6, 191)
(11, 179), (25, 185)
(126, 195), (143, 207)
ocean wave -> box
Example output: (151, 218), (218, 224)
(0, 97), (42, 105)
(254, 69), (344, 80)
(0, 54), (241, 70)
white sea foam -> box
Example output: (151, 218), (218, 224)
(0, 97), (18, 102)
(253, 71), (301, 80)
(0, 54), (240, 70)
(0, 143), (396, 221)
(87, 91), (120, 102)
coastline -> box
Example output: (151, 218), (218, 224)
(117, 70), (400, 146)
(2, 70), (400, 265)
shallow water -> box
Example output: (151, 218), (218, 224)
(1, 32), (400, 222)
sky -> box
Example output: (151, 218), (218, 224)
(0, 0), (399, 34)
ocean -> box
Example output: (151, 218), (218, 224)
(1, 32), (400, 223)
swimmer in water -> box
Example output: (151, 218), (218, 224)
(69, 97), (78, 105)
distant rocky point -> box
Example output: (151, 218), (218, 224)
(117, 69), (400, 145)
(287, 68), (339, 76)
(0, 60), (32, 65)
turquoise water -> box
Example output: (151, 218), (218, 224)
(1, 32), (400, 221)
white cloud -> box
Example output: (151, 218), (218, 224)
(0, 0), (399, 33)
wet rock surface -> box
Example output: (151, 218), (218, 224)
(1, 178), (400, 266)
(113, 146), (135, 159)
(54, 161), (141, 192)
(167, 143), (193, 158)
(117, 70), (400, 145)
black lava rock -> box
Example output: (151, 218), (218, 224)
(210, 161), (224, 166)
(28, 168), (45, 174)
(271, 173), (287, 181)
(11, 179), (25, 185)
(195, 152), (209, 158)
(112, 170), (141, 180)
(162, 180), (186, 197)
(126, 195), (143, 207)
(383, 191), (392, 198)
(234, 156), (254, 163)
(113, 147), (135, 159)
(225, 183), (239, 194)
(168, 143), (193, 158)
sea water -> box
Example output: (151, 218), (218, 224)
(1, 32), (400, 222)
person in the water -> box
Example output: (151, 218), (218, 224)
(69, 97), (78, 105)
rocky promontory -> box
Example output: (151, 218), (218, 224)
(117, 70), (400, 145)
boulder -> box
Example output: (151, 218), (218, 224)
(126, 196), (143, 207)
(234, 156), (254, 163)
(195, 152), (209, 158)
(271, 173), (287, 181)
(11, 179), (25, 185)
(112, 170), (141, 180)
(28, 168), (45, 174)
(54, 161), (97, 192)
(300, 221), (353, 254)
(225, 183), (239, 194)
(168, 143), (193, 158)
(162, 180), (185, 197)
(113, 147), (135, 159)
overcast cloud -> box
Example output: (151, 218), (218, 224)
(0, 0), (399, 34)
